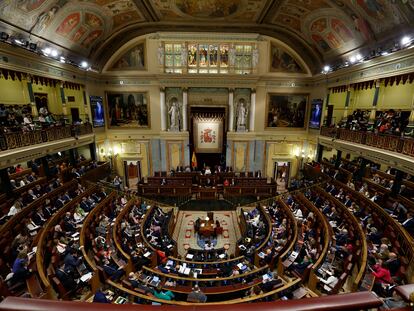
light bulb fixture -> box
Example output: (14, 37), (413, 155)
(59, 56), (66, 63)
(80, 61), (89, 69)
(51, 49), (58, 57)
(42, 47), (51, 55)
(356, 54), (362, 61)
(322, 65), (331, 74)
(401, 36), (411, 46)
(349, 56), (356, 63)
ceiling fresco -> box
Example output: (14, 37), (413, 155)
(0, 0), (413, 72)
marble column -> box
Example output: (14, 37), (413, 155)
(160, 88), (166, 131)
(228, 89), (234, 132)
(182, 88), (188, 131)
(249, 89), (256, 132)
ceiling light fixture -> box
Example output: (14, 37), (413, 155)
(51, 49), (58, 57)
(80, 61), (89, 68)
(401, 36), (411, 46)
(43, 47), (51, 55)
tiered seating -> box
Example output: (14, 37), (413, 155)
(0, 179), (80, 299)
(36, 185), (108, 299)
(305, 186), (367, 292)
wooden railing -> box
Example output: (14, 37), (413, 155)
(0, 123), (93, 151)
(0, 290), (384, 310)
(319, 127), (414, 158)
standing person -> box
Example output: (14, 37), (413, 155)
(113, 176), (122, 190)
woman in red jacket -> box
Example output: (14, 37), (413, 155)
(372, 261), (393, 297)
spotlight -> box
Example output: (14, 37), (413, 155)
(14, 38), (24, 45)
(51, 49), (58, 57)
(0, 32), (9, 41)
(29, 43), (37, 51)
(356, 54), (362, 61)
(323, 65), (330, 72)
(80, 61), (88, 68)
(42, 47), (51, 55)
(401, 36), (411, 46)
(350, 56), (356, 63)
(59, 56), (66, 63)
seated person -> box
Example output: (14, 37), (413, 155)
(187, 285), (207, 302)
(92, 288), (110, 303)
(101, 258), (125, 281)
(153, 285), (175, 301)
(11, 251), (31, 284)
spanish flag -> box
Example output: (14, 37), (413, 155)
(191, 151), (197, 168)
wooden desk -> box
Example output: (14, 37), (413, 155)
(198, 187), (217, 200)
(199, 219), (215, 237)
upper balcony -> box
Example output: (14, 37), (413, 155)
(319, 127), (414, 175)
(0, 124), (94, 169)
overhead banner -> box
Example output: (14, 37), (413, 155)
(193, 114), (223, 153)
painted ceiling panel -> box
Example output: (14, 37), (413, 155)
(0, 0), (413, 71)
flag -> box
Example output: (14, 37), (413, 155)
(191, 151), (197, 168)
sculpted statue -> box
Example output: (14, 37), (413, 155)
(168, 98), (180, 131)
(236, 99), (248, 131)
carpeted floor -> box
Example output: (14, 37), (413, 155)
(173, 210), (241, 257)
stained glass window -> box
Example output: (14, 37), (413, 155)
(163, 42), (253, 74)
(164, 43), (183, 73)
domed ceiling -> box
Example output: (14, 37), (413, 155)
(0, 0), (413, 73)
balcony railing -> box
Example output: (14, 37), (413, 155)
(0, 123), (93, 151)
(320, 127), (414, 158)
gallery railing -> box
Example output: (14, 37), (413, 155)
(0, 123), (93, 151)
(320, 127), (414, 158)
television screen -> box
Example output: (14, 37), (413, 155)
(309, 99), (323, 129)
(90, 96), (104, 128)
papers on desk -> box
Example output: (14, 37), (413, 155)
(218, 253), (226, 259)
(262, 273), (272, 282)
(258, 252), (265, 259)
(186, 254), (194, 259)
(27, 222), (39, 232)
(149, 276), (160, 287)
(57, 243), (66, 254)
(289, 251), (299, 260)
(71, 232), (80, 238)
(143, 252), (151, 258)
(178, 265), (191, 275)
(239, 245), (246, 251)
(80, 272), (93, 282)
(237, 263), (244, 269)
(166, 260), (174, 267)
(114, 296), (127, 304)
(167, 244), (173, 249)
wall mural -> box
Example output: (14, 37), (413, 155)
(151, 0), (267, 21)
(0, 0), (144, 54)
(109, 42), (145, 70)
(266, 94), (308, 128)
(106, 92), (150, 128)
(270, 44), (305, 73)
(0, 0), (414, 62)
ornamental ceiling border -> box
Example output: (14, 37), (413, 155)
(149, 32), (264, 42)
